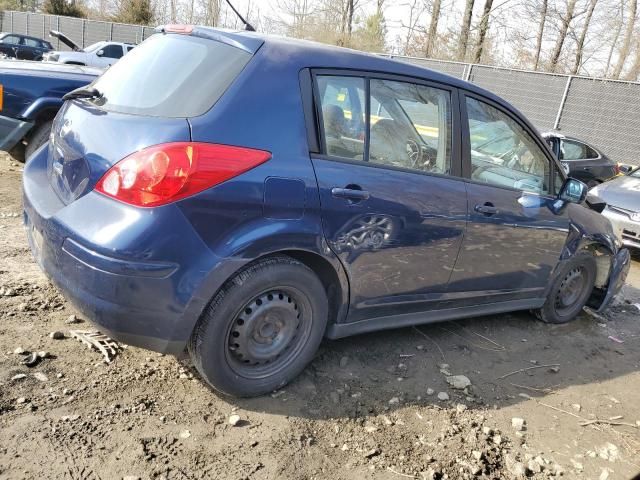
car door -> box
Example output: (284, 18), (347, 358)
(309, 71), (467, 322)
(448, 93), (569, 303)
(0, 34), (21, 58)
(20, 37), (43, 60)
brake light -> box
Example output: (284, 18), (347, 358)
(164, 24), (194, 34)
(95, 143), (271, 207)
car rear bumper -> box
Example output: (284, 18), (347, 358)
(597, 248), (631, 312)
(22, 146), (237, 355)
(0, 114), (33, 151)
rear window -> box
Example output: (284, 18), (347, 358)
(92, 34), (252, 117)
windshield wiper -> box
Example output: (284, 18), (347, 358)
(63, 86), (102, 101)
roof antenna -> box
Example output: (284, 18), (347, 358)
(224, 0), (256, 32)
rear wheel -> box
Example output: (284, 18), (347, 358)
(25, 120), (53, 162)
(189, 255), (328, 397)
(534, 253), (596, 324)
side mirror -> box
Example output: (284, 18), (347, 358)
(559, 178), (587, 204)
(97, 49), (104, 57)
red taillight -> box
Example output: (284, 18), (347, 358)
(95, 143), (271, 207)
(614, 164), (620, 176)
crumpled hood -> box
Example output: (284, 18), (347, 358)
(590, 175), (640, 212)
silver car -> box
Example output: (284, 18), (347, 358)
(590, 167), (640, 249)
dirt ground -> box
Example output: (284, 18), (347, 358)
(1, 153), (639, 480)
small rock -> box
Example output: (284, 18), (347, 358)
(229, 414), (242, 426)
(13, 347), (25, 355)
(56, 373), (64, 379)
(597, 442), (619, 462)
(363, 448), (380, 458)
(11, 373), (27, 381)
(599, 468), (611, 480)
(364, 425), (378, 433)
(492, 434), (502, 445)
(571, 403), (582, 412)
(16, 397), (27, 404)
(456, 403), (467, 413)
(446, 375), (471, 390)
(388, 397), (400, 405)
(49, 331), (65, 340)
(65, 314), (82, 324)
(482, 426), (493, 435)
(437, 392), (449, 401)
(570, 459), (584, 472)
(527, 460), (542, 473)
(179, 430), (191, 439)
(426, 388), (434, 395)
(471, 450), (482, 461)
(339, 356), (349, 368)
(549, 366), (560, 373)
(511, 417), (526, 431)
(37, 351), (50, 359)
(33, 372), (48, 382)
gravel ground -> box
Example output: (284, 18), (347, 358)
(1, 153), (639, 480)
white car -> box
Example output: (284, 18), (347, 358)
(43, 30), (134, 68)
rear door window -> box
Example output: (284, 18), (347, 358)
(316, 75), (452, 176)
(92, 34), (252, 117)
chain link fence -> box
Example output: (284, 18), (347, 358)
(2, 10), (639, 165)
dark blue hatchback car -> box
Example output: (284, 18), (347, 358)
(23, 26), (630, 396)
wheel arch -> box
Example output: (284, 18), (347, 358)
(181, 246), (351, 353)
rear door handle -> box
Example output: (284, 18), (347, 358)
(331, 187), (370, 201)
(474, 203), (498, 216)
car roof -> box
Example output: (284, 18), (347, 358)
(1, 32), (47, 42)
(184, 26), (525, 119)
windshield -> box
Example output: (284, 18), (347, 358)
(83, 42), (105, 52)
(92, 34), (252, 117)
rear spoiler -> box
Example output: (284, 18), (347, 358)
(49, 30), (81, 51)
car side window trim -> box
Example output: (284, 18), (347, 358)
(460, 90), (565, 196)
(308, 68), (463, 178)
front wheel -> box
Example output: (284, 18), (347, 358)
(189, 255), (328, 397)
(534, 253), (597, 324)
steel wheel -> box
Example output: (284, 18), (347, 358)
(554, 266), (588, 317)
(225, 287), (313, 379)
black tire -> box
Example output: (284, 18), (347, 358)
(534, 253), (597, 324)
(25, 120), (53, 162)
(8, 143), (25, 163)
(189, 255), (328, 397)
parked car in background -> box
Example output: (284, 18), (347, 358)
(590, 166), (640, 249)
(23, 26), (630, 397)
(0, 32), (53, 60)
(0, 59), (99, 162)
(542, 132), (618, 187)
(44, 30), (134, 67)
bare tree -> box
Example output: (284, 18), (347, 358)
(424, 0), (442, 58)
(612, 0), (637, 78)
(473, 0), (494, 63)
(457, 0), (475, 60)
(605, 0), (625, 76)
(572, 0), (598, 74)
(549, 0), (578, 72)
(533, 0), (548, 70)
(402, 0), (426, 55)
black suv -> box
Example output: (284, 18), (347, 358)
(0, 32), (53, 61)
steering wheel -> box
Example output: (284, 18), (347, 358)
(406, 138), (422, 168)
